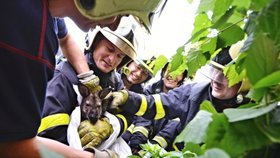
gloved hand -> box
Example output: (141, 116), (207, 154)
(109, 90), (128, 109)
(77, 70), (102, 93)
(85, 147), (119, 158)
(78, 118), (113, 148)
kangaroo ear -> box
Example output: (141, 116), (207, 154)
(99, 87), (112, 99)
(78, 83), (90, 97)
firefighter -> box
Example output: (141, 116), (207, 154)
(118, 58), (156, 154)
(38, 25), (136, 157)
(0, 0), (167, 157)
(127, 62), (188, 154)
(108, 41), (251, 145)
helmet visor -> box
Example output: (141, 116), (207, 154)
(199, 61), (228, 85)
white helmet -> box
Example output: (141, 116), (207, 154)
(85, 26), (137, 69)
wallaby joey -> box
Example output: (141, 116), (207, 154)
(78, 83), (112, 124)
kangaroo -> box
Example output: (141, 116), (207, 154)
(78, 83), (112, 124)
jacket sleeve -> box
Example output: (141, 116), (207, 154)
(127, 116), (152, 150)
(151, 119), (181, 149)
(121, 84), (193, 121)
(38, 67), (78, 144)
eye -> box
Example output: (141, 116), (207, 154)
(117, 53), (125, 59)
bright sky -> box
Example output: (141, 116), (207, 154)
(65, 0), (198, 60)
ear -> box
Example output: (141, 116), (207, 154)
(99, 87), (112, 99)
(78, 83), (90, 97)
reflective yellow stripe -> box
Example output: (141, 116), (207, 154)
(152, 94), (165, 119)
(152, 136), (168, 148)
(135, 94), (147, 116)
(116, 114), (128, 132)
(126, 124), (135, 133)
(172, 142), (179, 151)
(38, 113), (70, 134)
(133, 126), (149, 138)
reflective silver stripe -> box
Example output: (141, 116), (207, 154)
(133, 126), (149, 138)
(152, 135), (168, 148)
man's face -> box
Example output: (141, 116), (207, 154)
(126, 62), (149, 84)
(210, 69), (240, 100)
(93, 39), (126, 73)
(163, 71), (184, 89)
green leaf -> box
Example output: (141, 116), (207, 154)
(197, 148), (230, 158)
(224, 64), (246, 87)
(175, 110), (213, 144)
(255, 108), (280, 143)
(186, 48), (207, 76)
(182, 142), (203, 156)
(232, 0), (251, 9)
(191, 13), (212, 43)
(212, 0), (233, 22)
(246, 87), (267, 102)
(224, 102), (278, 122)
(152, 55), (168, 76)
(197, 0), (216, 14)
(256, 0), (280, 51)
(254, 70), (280, 89)
(212, 7), (235, 29)
(200, 37), (217, 54)
(217, 23), (245, 48)
(250, 0), (272, 11)
(244, 33), (279, 85)
(205, 114), (229, 149)
(170, 48), (184, 72)
(200, 100), (218, 114)
(219, 119), (271, 157)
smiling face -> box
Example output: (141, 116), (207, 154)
(210, 69), (241, 100)
(163, 71), (184, 90)
(93, 38), (126, 73)
(126, 62), (149, 84)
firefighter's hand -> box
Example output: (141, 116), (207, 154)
(77, 70), (102, 93)
(109, 90), (128, 109)
(78, 118), (113, 148)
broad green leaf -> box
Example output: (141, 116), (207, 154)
(254, 70), (280, 89)
(217, 23), (245, 48)
(255, 108), (280, 143)
(200, 37), (217, 54)
(212, 7), (235, 29)
(186, 48), (207, 76)
(169, 63), (187, 80)
(250, 0), (272, 11)
(197, 0), (216, 14)
(224, 64), (246, 87)
(182, 142), (203, 156)
(244, 33), (279, 85)
(175, 110), (213, 144)
(232, 0), (251, 9)
(192, 13), (212, 43)
(152, 54), (168, 76)
(197, 148), (230, 158)
(256, 0), (280, 51)
(205, 114), (229, 149)
(212, 0), (233, 22)
(246, 87), (267, 102)
(200, 100), (218, 114)
(219, 119), (271, 157)
(224, 102), (278, 122)
(169, 48), (184, 72)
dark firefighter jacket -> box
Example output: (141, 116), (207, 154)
(121, 81), (249, 131)
(38, 53), (132, 145)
